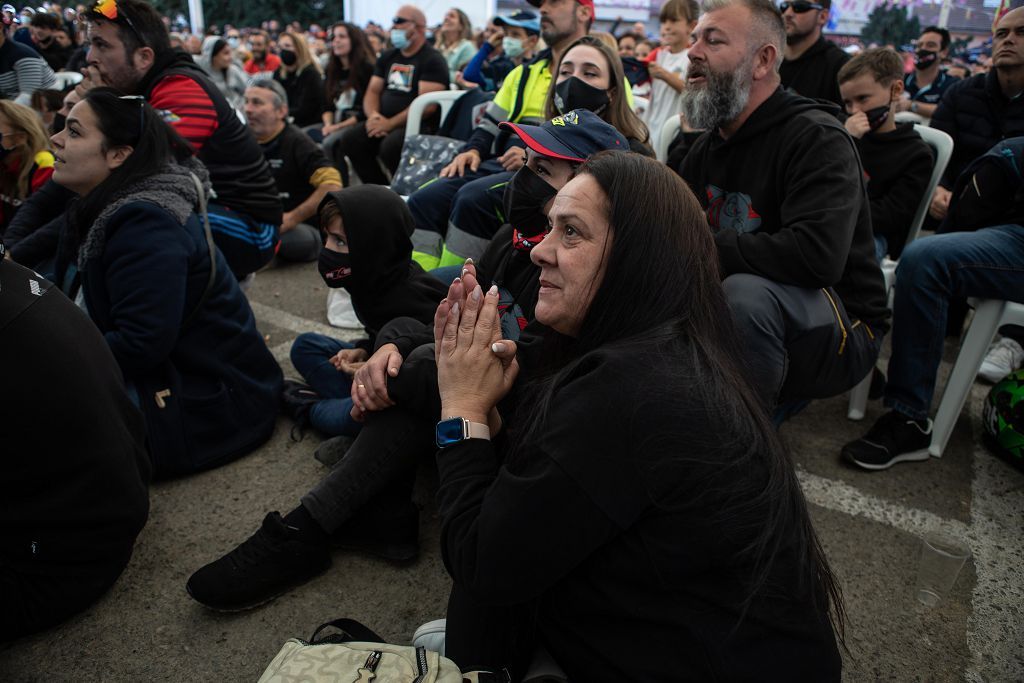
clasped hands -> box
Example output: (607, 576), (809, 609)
(434, 264), (519, 428)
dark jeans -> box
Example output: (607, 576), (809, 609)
(723, 273), (883, 410)
(1, 553), (130, 642)
(300, 342), (442, 532)
(445, 582), (538, 678)
(334, 122), (405, 185)
(885, 224), (1024, 420)
(290, 333), (362, 437)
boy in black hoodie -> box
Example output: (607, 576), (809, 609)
(838, 48), (934, 260)
(680, 0), (888, 414)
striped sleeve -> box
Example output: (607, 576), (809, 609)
(13, 55), (56, 105)
(148, 75), (219, 152)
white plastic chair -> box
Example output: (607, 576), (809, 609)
(404, 90), (465, 138)
(53, 71), (84, 90)
(655, 114), (682, 163)
(631, 95), (650, 117)
(847, 124), (954, 420)
(929, 300), (1024, 457)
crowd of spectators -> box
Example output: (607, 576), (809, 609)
(2, 0), (1023, 678)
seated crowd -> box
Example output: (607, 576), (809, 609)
(2, 0), (1023, 679)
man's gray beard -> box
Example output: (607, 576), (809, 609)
(679, 62), (753, 131)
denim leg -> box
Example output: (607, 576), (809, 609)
(308, 397), (362, 437)
(289, 333), (354, 399)
(885, 224), (1024, 419)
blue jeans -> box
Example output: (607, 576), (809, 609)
(885, 224), (1024, 420)
(289, 333), (362, 437)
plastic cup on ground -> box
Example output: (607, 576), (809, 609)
(915, 534), (970, 607)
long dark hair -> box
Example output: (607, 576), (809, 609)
(325, 22), (375, 107)
(512, 151), (845, 642)
(71, 88), (193, 238)
(544, 35), (649, 144)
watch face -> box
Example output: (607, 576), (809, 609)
(436, 418), (465, 448)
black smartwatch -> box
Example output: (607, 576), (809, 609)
(436, 417), (490, 448)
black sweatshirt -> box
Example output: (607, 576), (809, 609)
(681, 86), (890, 332)
(436, 333), (842, 681)
(1, 259), (150, 574)
(855, 123), (934, 258)
(779, 36), (851, 107)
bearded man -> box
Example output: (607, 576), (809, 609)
(678, 0), (888, 419)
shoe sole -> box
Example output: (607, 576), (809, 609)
(186, 562), (331, 613)
(843, 447), (931, 471)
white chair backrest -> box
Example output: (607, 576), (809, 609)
(904, 124), (954, 248)
(895, 111), (929, 126)
(53, 71), (84, 90)
(632, 95), (650, 117)
(656, 114), (682, 163)
(404, 90), (466, 138)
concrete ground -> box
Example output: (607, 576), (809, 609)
(2, 260), (1022, 682)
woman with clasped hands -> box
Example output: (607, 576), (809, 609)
(431, 151), (845, 681)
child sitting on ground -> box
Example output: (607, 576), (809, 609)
(838, 48), (934, 261)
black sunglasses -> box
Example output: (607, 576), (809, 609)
(779, 1), (824, 12)
(392, 16), (415, 26)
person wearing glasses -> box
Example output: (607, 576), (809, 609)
(778, 0), (849, 107)
(75, 0), (282, 282)
(679, 0), (887, 419)
(332, 5), (449, 186)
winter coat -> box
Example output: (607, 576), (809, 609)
(57, 158), (283, 478)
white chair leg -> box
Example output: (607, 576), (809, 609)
(847, 371), (872, 420)
(929, 300), (1007, 457)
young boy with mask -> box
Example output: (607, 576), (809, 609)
(461, 11), (541, 92)
(281, 185), (447, 438)
(838, 48), (934, 261)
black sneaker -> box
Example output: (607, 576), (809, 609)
(186, 512), (331, 611)
(281, 379), (320, 441)
(331, 498), (419, 563)
(842, 411), (932, 471)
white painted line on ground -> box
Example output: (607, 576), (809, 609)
(797, 470), (970, 540)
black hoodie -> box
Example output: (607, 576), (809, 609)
(322, 186), (448, 344)
(681, 86), (889, 332)
(780, 36), (851, 107)
(855, 122), (934, 258)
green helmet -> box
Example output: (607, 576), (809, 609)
(982, 368), (1024, 471)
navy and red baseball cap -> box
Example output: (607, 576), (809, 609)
(499, 109), (628, 163)
(526, 0), (595, 13)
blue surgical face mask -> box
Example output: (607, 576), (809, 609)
(502, 36), (524, 59)
(390, 28), (410, 50)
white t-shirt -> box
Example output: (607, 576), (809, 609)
(643, 47), (690, 152)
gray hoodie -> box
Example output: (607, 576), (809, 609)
(194, 36), (248, 111)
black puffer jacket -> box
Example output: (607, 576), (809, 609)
(931, 70), (1024, 188)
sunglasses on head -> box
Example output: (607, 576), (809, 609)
(392, 16), (414, 26)
(779, 1), (824, 12)
(86, 0), (143, 43)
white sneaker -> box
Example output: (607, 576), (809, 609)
(411, 618), (446, 654)
(979, 337), (1024, 383)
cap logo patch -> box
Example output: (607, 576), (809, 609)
(550, 111), (579, 127)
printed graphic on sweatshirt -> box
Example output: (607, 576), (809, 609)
(387, 64), (415, 93)
(705, 184), (762, 233)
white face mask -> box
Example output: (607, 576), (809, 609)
(502, 36), (524, 58)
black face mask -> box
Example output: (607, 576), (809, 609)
(51, 113), (66, 136)
(318, 249), (352, 288)
(503, 165), (558, 252)
(915, 49), (938, 70)
(553, 77), (610, 116)
(865, 103), (891, 131)
(279, 49), (297, 66)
